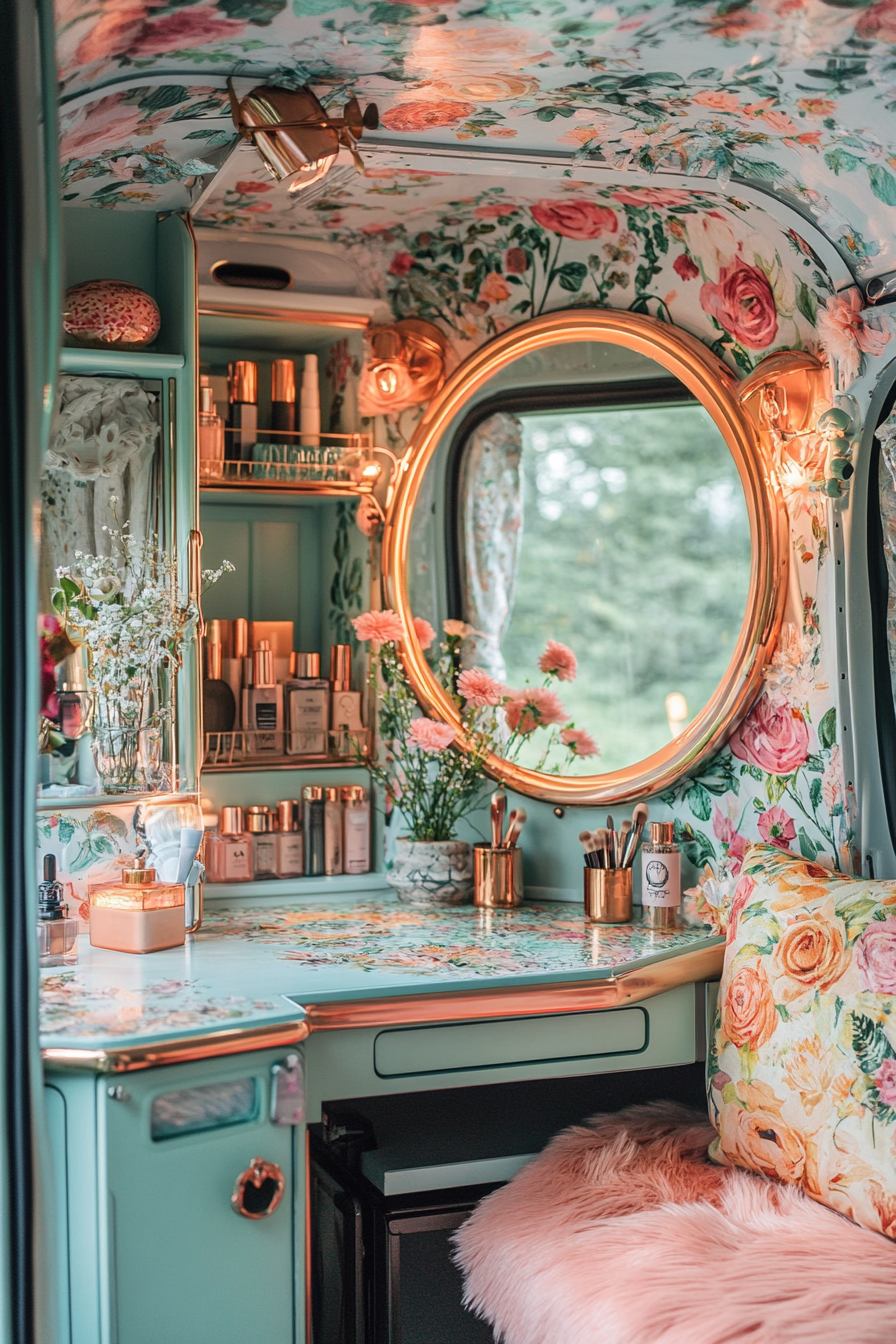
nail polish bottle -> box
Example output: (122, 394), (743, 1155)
(324, 786), (343, 876)
(302, 785), (325, 876)
(275, 800), (304, 878)
(37, 855), (79, 967)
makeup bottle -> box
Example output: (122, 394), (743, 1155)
(300, 353), (321, 448)
(246, 807), (277, 878)
(640, 822), (681, 929)
(302, 785), (325, 876)
(228, 360), (258, 461)
(88, 854), (185, 955)
(57, 651), (91, 740)
(330, 645), (364, 752)
(324, 787), (343, 876)
(286, 653), (329, 756)
(199, 375), (225, 468)
(271, 359), (296, 434)
(37, 855), (78, 967)
(203, 637), (236, 735)
(275, 800), (304, 878)
(242, 641), (284, 755)
(342, 785), (370, 874)
(205, 807), (253, 884)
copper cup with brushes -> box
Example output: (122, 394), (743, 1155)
(580, 803), (648, 924)
(474, 793), (526, 908)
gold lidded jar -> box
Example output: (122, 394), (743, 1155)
(88, 854), (185, 954)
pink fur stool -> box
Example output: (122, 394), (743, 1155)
(454, 1101), (896, 1344)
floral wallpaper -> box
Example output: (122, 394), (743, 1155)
(53, 0), (896, 273)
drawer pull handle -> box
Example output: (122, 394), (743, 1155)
(232, 1158), (285, 1220)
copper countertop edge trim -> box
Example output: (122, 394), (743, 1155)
(41, 943), (724, 1070)
(42, 1019), (309, 1073)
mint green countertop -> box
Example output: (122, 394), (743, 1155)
(40, 889), (722, 1052)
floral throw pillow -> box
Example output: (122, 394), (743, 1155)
(708, 842), (896, 1239)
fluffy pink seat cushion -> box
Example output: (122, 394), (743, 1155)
(454, 1101), (896, 1344)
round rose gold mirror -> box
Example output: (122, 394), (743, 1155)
(382, 309), (788, 805)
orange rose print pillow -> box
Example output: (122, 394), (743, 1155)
(709, 843), (896, 1239)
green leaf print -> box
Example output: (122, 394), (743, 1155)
(868, 164), (896, 207)
(218, 0), (285, 19)
(797, 827), (819, 860)
(809, 777), (823, 810)
(684, 781), (712, 822)
(824, 148), (860, 175)
(852, 1013), (896, 1077)
(57, 817), (76, 846)
(818, 707), (837, 750)
(796, 280), (818, 325)
(555, 261), (587, 292)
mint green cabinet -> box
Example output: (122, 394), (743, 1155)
(49, 1047), (303, 1344)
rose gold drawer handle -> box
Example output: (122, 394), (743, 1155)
(231, 1158), (285, 1220)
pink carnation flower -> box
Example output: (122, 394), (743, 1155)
(408, 718), (457, 752)
(875, 1058), (896, 1107)
(443, 619), (476, 639)
(505, 687), (567, 734)
(457, 668), (506, 707)
(560, 727), (600, 758)
(413, 617), (435, 650)
(538, 639), (577, 682)
(352, 609), (405, 643)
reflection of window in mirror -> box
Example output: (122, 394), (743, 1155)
(452, 388), (751, 775)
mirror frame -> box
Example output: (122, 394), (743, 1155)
(382, 309), (789, 805)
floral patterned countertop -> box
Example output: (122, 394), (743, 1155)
(40, 892), (721, 1051)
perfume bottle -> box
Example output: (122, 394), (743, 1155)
(286, 653), (329, 756)
(37, 855), (78, 967)
(199, 375), (225, 467)
(88, 854), (185, 955)
(640, 822), (681, 929)
(228, 360), (258, 462)
(324, 787), (343, 876)
(271, 359), (296, 434)
(246, 806), (277, 878)
(241, 642), (283, 755)
(329, 645), (363, 754)
(275, 800), (304, 878)
(303, 785), (325, 876)
(342, 785), (370, 874)
(205, 807), (253, 883)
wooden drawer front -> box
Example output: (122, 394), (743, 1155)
(374, 1007), (648, 1078)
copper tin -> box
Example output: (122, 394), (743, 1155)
(473, 844), (523, 908)
(584, 868), (633, 925)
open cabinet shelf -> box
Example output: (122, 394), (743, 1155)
(59, 347), (185, 375)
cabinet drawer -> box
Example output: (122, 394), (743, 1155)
(374, 1007), (647, 1078)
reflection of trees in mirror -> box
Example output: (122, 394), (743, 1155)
(495, 401), (751, 774)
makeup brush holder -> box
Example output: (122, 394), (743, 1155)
(474, 844), (524, 908)
(584, 867), (633, 924)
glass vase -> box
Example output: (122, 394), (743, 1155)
(91, 715), (164, 794)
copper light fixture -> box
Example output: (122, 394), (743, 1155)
(228, 80), (378, 194)
(358, 318), (449, 416)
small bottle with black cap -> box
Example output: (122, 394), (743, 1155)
(37, 855), (79, 967)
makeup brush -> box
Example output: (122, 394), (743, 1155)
(595, 827), (611, 870)
(623, 802), (649, 868)
(491, 792), (506, 849)
(605, 815), (616, 867)
(579, 830), (600, 868)
(619, 820), (631, 870)
(503, 808), (527, 849)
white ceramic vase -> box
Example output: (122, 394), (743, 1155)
(386, 838), (474, 906)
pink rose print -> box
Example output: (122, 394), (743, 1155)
(132, 7), (245, 57)
(712, 805), (747, 873)
(611, 187), (693, 207)
(474, 204), (519, 219)
(530, 200), (618, 241)
(729, 695), (810, 775)
(874, 1058), (896, 1106)
(673, 254), (700, 281)
(757, 805), (797, 850)
(700, 260), (778, 350)
(855, 915), (896, 997)
(478, 273), (510, 305)
(381, 101), (475, 133)
(817, 288), (889, 387)
(233, 180), (274, 195)
(389, 252), (413, 277)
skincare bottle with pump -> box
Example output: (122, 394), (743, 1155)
(271, 359), (296, 435)
(329, 644), (363, 751)
(228, 360), (258, 461)
(640, 822), (681, 928)
(342, 785), (370, 874)
(324, 787), (343, 875)
(37, 855), (78, 967)
(302, 785), (325, 876)
(242, 641), (283, 755)
(275, 800), (304, 878)
(286, 653), (329, 756)
(199, 375), (225, 468)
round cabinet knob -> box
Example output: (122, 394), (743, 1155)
(231, 1158), (285, 1220)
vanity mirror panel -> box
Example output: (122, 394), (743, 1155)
(385, 310), (788, 805)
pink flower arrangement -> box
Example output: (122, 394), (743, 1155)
(729, 694), (810, 775)
(560, 727), (599, 758)
(457, 668), (506, 707)
(757, 805), (797, 850)
(413, 617), (436, 650)
(504, 686), (567, 735)
(352, 609), (405, 644)
(408, 718), (456, 752)
(855, 915), (896, 996)
(874, 1058), (896, 1107)
(817, 287), (890, 387)
(700, 259), (778, 351)
(538, 639), (577, 682)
